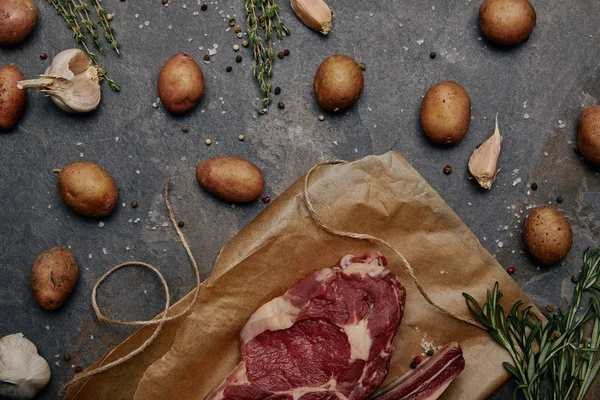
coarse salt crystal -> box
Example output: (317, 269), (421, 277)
(79, 152), (84, 158)
(144, 21), (150, 26)
(88, 254), (92, 259)
(168, 25), (173, 30)
(102, 248), (107, 255)
(98, 222), (105, 228)
(498, 242), (503, 248)
(135, 14), (139, 18)
(136, 170), (141, 174)
(543, 152), (548, 156)
(208, 48), (217, 56)
(162, 222), (169, 227)
(416, 39), (424, 45)
(524, 113), (530, 119)
(512, 178), (522, 186)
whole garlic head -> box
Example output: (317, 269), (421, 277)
(17, 49), (102, 113)
(0, 333), (51, 400)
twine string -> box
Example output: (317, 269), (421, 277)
(58, 179), (202, 398)
(303, 160), (485, 330)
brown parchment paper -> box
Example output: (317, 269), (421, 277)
(67, 152), (538, 400)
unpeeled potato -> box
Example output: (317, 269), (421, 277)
(420, 81), (471, 145)
(56, 161), (118, 217)
(196, 156), (264, 203)
(523, 206), (573, 265)
(0, 63), (27, 131)
(578, 105), (600, 165)
(480, 0), (536, 46)
(30, 247), (78, 310)
(158, 53), (205, 114)
(314, 54), (364, 112)
(0, 0), (37, 45)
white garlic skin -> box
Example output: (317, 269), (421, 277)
(291, 0), (332, 34)
(468, 114), (502, 190)
(0, 333), (51, 400)
(17, 48), (102, 113)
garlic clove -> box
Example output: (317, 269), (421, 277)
(291, 0), (332, 35)
(0, 333), (51, 400)
(468, 114), (502, 190)
(17, 49), (102, 113)
(44, 49), (90, 80)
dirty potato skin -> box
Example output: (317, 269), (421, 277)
(578, 105), (600, 165)
(158, 53), (205, 114)
(523, 206), (573, 265)
(420, 81), (471, 145)
(0, 0), (37, 45)
(479, 0), (536, 46)
(0, 63), (27, 131)
(314, 54), (364, 112)
(196, 156), (264, 203)
(57, 161), (119, 217)
(30, 248), (78, 310)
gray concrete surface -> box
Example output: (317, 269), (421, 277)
(1, 0), (599, 398)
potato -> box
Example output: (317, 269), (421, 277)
(0, 0), (37, 45)
(578, 105), (600, 165)
(30, 248), (78, 310)
(523, 206), (573, 265)
(158, 53), (205, 114)
(420, 81), (471, 145)
(0, 63), (27, 131)
(56, 161), (118, 217)
(314, 54), (364, 112)
(480, 0), (536, 46)
(196, 156), (264, 203)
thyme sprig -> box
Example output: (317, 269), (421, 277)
(244, 0), (290, 113)
(47, 0), (120, 91)
(464, 249), (600, 400)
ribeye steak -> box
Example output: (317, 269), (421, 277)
(205, 253), (406, 400)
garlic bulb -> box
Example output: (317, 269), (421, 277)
(0, 333), (51, 400)
(291, 0), (332, 35)
(17, 49), (101, 113)
(468, 114), (502, 189)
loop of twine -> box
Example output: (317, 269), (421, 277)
(59, 179), (202, 398)
(303, 159), (486, 331)
(59, 158), (484, 399)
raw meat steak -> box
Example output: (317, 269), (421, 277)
(205, 253), (406, 400)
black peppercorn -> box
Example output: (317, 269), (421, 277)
(200, 4), (207, 10)
(278, 102), (285, 109)
(426, 350), (434, 357)
(226, 66), (232, 72)
(274, 87), (281, 95)
(64, 354), (71, 361)
(430, 51), (437, 59)
(235, 55), (242, 63)
(571, 275), (579, 283)
(178, 221), (185, 228)
(358, 62), (366, 71)
(131, 201), (138, 208)
(182, 124), (190, 133)
(75, 366), (83, 373)
(283, 49), (290, 56)
(410, 361), (418, 369)
(557, 196), (564, 203)
(531, 182), (538, 191)
(443, 165), (452, 175)
(277, 51), (285, 59)
(203, 54), (210, 62)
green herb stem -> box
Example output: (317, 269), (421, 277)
(464, 249), (600, 400)
(244, 0), (289, 113)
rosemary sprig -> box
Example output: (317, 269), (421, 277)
(464, 249), (600, 400)
(244, 0), (290, 113)
(46, 0), (120, 91)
